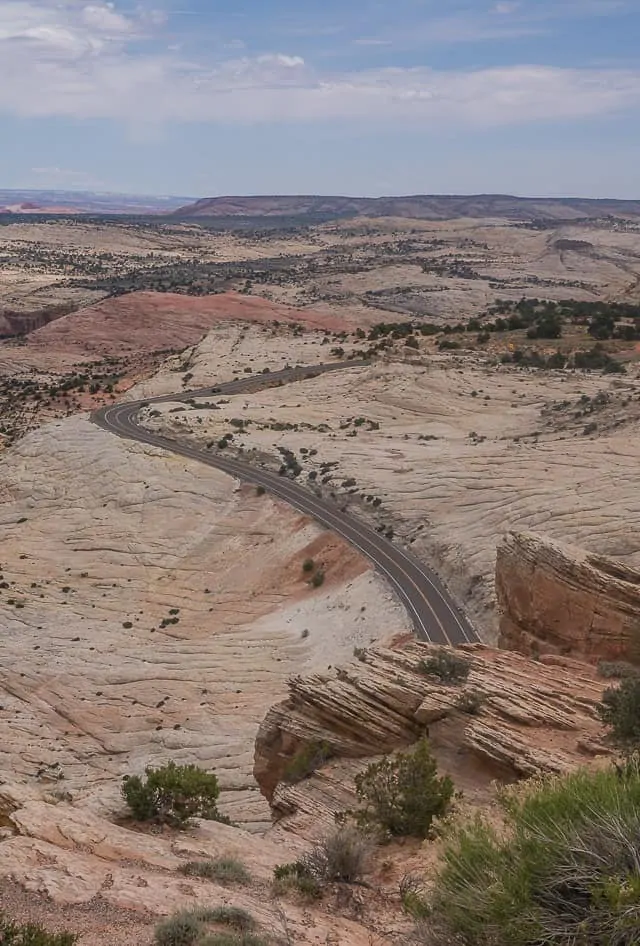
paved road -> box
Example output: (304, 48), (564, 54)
(92, 362), (477, 646)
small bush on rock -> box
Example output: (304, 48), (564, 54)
(178, 857), (250, 885)
(273, 862), (323, 900)
(455, 690), (486, 715)
(154, 910), (202, 946)
(283, 740), (333, 783)
(0, 916), (77, 946)
(597, 661), (640, 680)
(122, 761), (228, 828)
(419, 650), (471, 685)
(155, 908), (260, 946)
(351, 737), (454, 839)
(201, 908), (253, 932)
(301, 826), (372, 884)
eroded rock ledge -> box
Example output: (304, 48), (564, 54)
(254, 641), (608, 806)
(497, 531), (640, 664)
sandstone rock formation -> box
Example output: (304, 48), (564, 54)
(254, 641), (609, 813)
(23, 291), (345, 362)
(497, 531), (640, 664)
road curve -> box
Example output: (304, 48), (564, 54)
(92, 362), (478, 647)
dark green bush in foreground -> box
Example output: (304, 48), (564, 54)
(430, 763), (640, 945)
(598, 676), (640, 754)
(122, 761), (229, 828)
(352, 737), (454, 838)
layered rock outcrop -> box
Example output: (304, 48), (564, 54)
(497, 531), (640, 664)
(254, 641), (608, 811)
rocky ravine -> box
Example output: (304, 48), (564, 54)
(254, 641), (609, 840)
(497, 531), (640, 664)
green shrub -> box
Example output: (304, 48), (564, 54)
(122, 761), (228, 828)
(272, 862), (323, 900)
(598, 660), (640, 680)
(273, 862), (299, 881)
(178, 857), (250, 885)
(598, 676), (640, 753)
(419, 650), (471, 685)
(154, 908), (258, 946)
(200, 908), (253, 932)
(399, 874), (430, 920)
(302, 558), (315, 573)
(351, 737), (454, 838)
(311, 570), (325, 588)
(0, 916), (76, 946)
(430, 764), (640, 946)
(283, 741), (333, 783)
(455, 690), (486, 715)
(300, 826), (372, 884)
(154, 910), (202, 946)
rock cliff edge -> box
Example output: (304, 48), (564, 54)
(497, 531), (640, 664)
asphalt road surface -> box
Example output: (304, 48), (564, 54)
(92, 361), (478, 647)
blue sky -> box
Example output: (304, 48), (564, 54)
(0, 0), (639, 197)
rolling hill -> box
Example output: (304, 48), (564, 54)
(170, 193), (640, 222)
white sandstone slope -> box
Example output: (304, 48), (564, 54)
(0, 415), (409, 829)
(141, 328), (640, 638)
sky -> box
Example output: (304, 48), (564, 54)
(0, 0), (639, 198)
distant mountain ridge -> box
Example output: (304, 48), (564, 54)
(170, 194), (640, 222)
(0, 190), (193, 215)
(2, 190), (638, 221)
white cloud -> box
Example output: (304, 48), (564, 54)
(0, 1), (638, 129)
(81, 4), (133, 34)
(0, 1), (147, 56)
(262, 53), (305, 68)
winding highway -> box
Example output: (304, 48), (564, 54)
(92, 362), (477, 647)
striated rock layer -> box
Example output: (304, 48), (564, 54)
(497, 531), (640, 664)
(254, 641), (608, 809)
